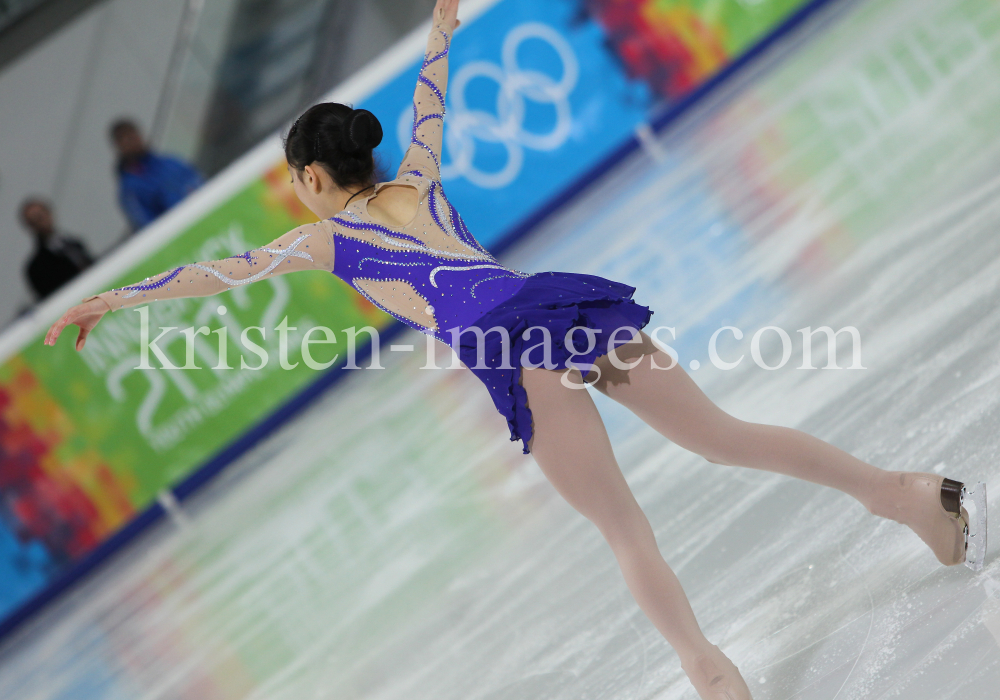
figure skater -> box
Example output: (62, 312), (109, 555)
(45, 2), (985, 697)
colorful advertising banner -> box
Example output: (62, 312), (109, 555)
(0, 0), (813, 625)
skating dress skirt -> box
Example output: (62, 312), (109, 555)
(456, 271), (653, 453)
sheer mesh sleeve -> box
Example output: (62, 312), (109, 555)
(397, 21), (453, 181)
(86, 222), (335, 311)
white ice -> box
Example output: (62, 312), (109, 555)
(2, 0), (1000, 697)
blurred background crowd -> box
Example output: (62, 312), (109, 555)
(0, 0), (436, 320)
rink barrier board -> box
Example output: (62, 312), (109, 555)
(0, 325), (407, 644)
(490, 0), (859, 258)
(0, 0), (850, 645)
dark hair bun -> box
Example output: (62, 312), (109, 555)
(341, 109), (383, 153)
(284, 102), (384, 189)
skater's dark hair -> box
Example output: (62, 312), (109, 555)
(284, 103), (384, 190)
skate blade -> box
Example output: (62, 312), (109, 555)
(962, 482), (987, 572)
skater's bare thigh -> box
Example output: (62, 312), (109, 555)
(521, 366), (644, 538)
(587, 331), (744, 466)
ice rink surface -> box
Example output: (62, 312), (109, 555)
(2, 0), (1000, 697)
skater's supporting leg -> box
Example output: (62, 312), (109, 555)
(521, 367), (753, 699)
(589, 332), (966, 566)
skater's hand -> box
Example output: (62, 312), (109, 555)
(44, 298), (111, 351)
(433, 0), (461, 31)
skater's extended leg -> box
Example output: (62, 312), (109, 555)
(521, 366), (753, 700)
(589, 332), (967, 566)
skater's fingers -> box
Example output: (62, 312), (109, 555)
(46, 309), (78, 346)
(45, 318), (66, 346)
(75, 325), (91, 352)
(434, 0), (459, 26)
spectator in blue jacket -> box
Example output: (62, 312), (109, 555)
(110, 119), (203, 232)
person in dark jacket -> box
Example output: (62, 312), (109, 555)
(109, 118), (203, 232)
(20, 198), (94, 300)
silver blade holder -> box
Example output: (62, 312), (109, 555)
(962, 482), (987, 572)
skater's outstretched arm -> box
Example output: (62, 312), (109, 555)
(396, 0), (460, 181)
(44, 222), (335, 351)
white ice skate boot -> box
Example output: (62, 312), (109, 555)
(869, 472), (987, 571)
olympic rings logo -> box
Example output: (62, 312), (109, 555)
(397, 22), (579, 190)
